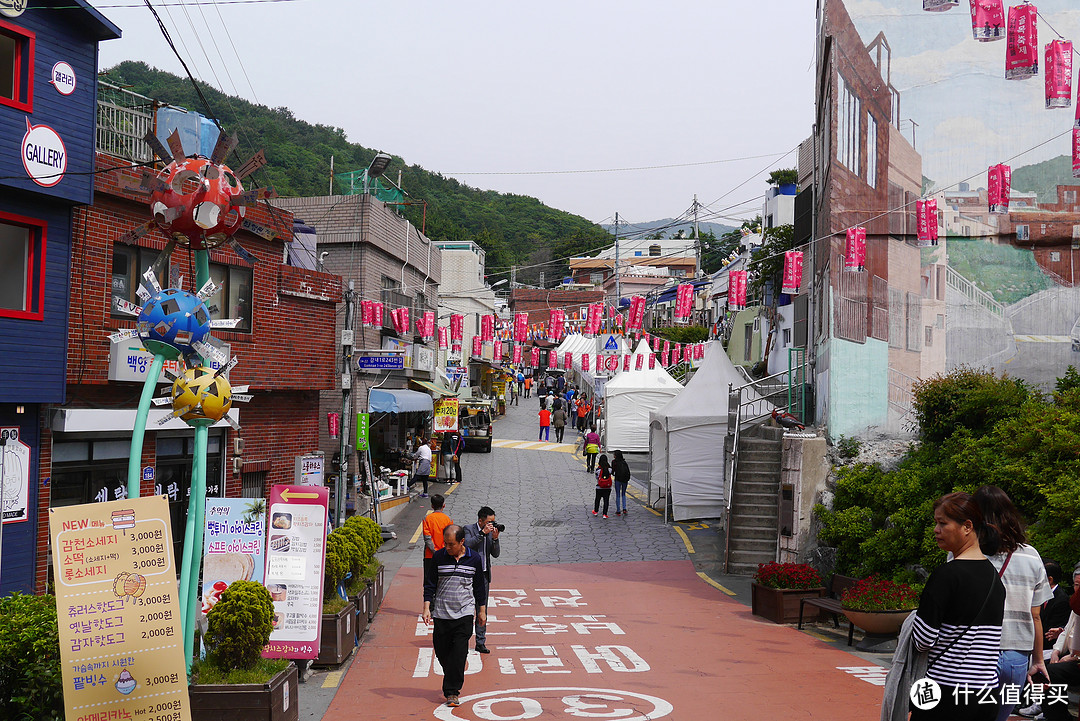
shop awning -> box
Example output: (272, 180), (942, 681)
(368, 389), (433, 414)
(410, 380), (459, 397)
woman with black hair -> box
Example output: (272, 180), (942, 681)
(972, 485), (1053, 721)
(909, 491), (1006, 720)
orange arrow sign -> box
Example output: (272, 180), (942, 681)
(280, 488), (321, 502)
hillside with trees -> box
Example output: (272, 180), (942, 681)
(103, 61), (613, 281)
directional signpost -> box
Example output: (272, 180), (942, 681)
(262, 485), (329, 659)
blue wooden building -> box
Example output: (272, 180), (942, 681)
(0, 1), (119, 594)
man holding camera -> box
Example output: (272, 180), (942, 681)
(463, 506), (501, 654)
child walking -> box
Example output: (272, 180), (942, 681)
(592, 454), (613, 518)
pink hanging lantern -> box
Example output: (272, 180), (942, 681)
(635, 354), (644, 370)
(564, 352), (573, 370)
(512, 345), (522, 364)
(728, 270), (748, 311)
(595, 354), (604, 373)
(513, 312), (528, 343)
(675, 283), (694, 321)
(663, 339), (671, 356)
(924, 0), (959, 9)
(581, 353), (590, 371)
(422, 311), (435, 341)
(399, 307), (411, 336)
(549, 309), (564, 341)
(970, 0), (1005, 42)
(360, 300), (373, 326)
(450, 314), (463, 342)
(438, 326), (448, 349)
(673, 344), (682, 364)
(1005, 3), (1037, 80)
(627, 296), (646, 332)
(648, 354), (656, 370)
(372, 302), (384, 327)
(530, 347), (540, 367)
(1074, 128), (1080, 179)
(548, 351), (558, 369)
(917, 199), (940, 247)
(782, 251), (803, 295)
(988, 163), (1012, 214)
(584, 303), (603, 335)
(472, 336), (482, 357)
(1046, 40), (1073, 109)
(844, 228), (867, 271)
(481, 314), (494, 342)
(623, 354), (631, 372)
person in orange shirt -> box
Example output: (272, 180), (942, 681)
(523, 375), (532, 398)
(422, 494), (454, 576)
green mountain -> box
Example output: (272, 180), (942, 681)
(102, 61), (612, 281)
(1010, 154), (1074, 203)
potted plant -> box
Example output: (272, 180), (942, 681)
(840, 576), (919, 636)
(343, 516), (385, 622)
(750, 562), (825, 624)
(191, 580), (297, 721)
(0, 593), (63, 721)
(315, 530), (358, 666)
(767, 168), (799, 196)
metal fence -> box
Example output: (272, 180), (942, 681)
(96, 82), (154, 162)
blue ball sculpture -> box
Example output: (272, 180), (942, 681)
(136, 289), (212, 360)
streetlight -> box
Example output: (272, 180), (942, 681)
(363, 152), (393, 193)
(490, 279), (508, 289)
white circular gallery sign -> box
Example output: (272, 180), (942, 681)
(22, 119), (67, 187)
(50, 62), (76, 95)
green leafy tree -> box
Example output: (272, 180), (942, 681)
(747, 223), (796, 297)
(0, 594), (63, 720)
(205, 581), (275, 670)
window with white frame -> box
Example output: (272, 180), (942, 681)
(0, 211), (46, 320)
(837, 76), (861, 174)
(866, 113), (878, 188)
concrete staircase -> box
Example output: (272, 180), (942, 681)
(726, 424), (783, 576)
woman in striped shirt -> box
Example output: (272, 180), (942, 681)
(912, 492), (1006, 720)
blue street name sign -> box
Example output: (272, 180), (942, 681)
(357, 354), (404, 370)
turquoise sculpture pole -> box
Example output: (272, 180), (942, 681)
(127, 355), (165, 499)
(182, 420), (211, 668)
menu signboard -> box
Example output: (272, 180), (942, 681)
(262, 484), (329, 659)
(49, 495), (190, 721)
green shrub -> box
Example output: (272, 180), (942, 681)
(910, 367), (1030, 445)
(0, 593), (63, 721)
(205, 580), (275, 670)
(344, 515), (383, 562)
(324, 534), (350, 591)
(835, 435), (862, 459)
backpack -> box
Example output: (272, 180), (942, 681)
(596, 469), (613, 489)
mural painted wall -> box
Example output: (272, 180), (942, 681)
(817, 0), (1080, 437)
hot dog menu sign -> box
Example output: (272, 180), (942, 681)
(262, 484), (329, 659)
(49, 495), (190, 721)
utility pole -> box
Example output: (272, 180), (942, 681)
(510, 265), (517, 289)
(337, 281), (354, 528)
(693, 195), (701, 277)
(329, 155), (334, 195)
(614, 212), (621, 303)
(539, 271), (545, 288)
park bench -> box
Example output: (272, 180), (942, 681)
(798, 574), (859, 646)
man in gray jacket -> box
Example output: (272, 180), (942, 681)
(462, 506), (501, 654)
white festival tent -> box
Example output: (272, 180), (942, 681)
(553, 333), (631, 393)
(602, 339), (683, 453)
(649, 342), (773, 521)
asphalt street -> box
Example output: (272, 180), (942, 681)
(297, 396), (890, 720)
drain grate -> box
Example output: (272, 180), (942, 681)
(531, 519), (564, 527)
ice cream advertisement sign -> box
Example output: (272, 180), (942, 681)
(201, 498), (266, 619)
(49, 495), (191, 721)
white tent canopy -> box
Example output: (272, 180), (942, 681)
(603, 339), (683, 452)
(649, 342), (772, 521)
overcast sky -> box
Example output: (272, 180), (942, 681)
(96, 0), (817, 226)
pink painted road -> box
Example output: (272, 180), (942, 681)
(328, 560), (883, 719)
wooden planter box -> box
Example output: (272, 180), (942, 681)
(351, 590), (370, 643)
(751, 583), (824, 624)
(372, 565), (385, 613)
(190, 663), (298, 721)
(315, 601), (356, 667)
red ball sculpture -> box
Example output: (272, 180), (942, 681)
(149, 157), (245, 249)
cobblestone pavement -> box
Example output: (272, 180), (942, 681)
(400, 397), (689, 568)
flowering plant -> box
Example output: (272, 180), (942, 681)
(753, 562), (823, 590)
(841, 576), (919, 611)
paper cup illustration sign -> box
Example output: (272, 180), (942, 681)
(49, 62), (76, 95)
(21, 119), (67, 187)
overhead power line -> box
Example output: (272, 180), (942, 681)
(440, 151), (796, 177)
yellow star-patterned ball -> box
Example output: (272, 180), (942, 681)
(171, 367), (233, 422)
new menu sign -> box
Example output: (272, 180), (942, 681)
(262, 485), (329, 659)
(49, 495), (190, 721)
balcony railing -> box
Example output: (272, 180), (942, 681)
(97, 82), (154, 162)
